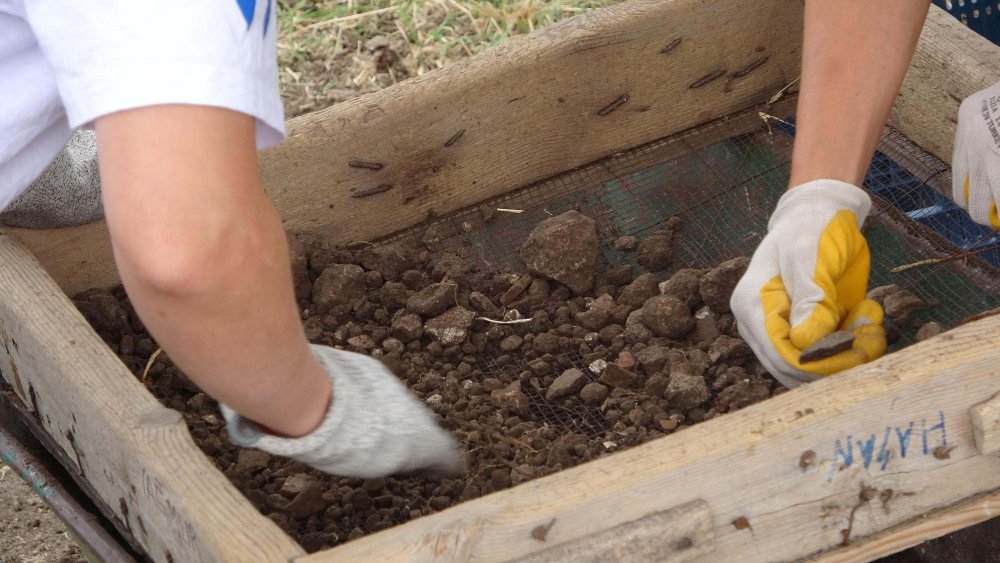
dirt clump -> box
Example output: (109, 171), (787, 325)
(636, 217), (682, 272)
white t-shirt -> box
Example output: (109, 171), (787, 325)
(0, 0), (286, 211)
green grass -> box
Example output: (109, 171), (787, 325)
(276, 0), (619, 116)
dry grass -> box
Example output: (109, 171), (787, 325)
(277, 0), (619, 116)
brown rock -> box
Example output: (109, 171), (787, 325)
(707, 335), (753, 364)
(431, 253), (469, 285)
(636, 217), (682, 272)
(659, 269), (703, 309)
(666, 364), (709, 409)
(361, 244), (413, 282)
(579, 382), (610, 406)
(347, 334), (375, 350)
(916, 321), (946, 342)
(390, 313), (423, 343)
(425, 307), (476, 345)
(546, 368), (587, 401)
(602, 264), (634, 287)
(527, 278), (551, 302)
(613, 235), (638, 251)
(532, 333), (559, 354)
(491, 381), (530, 415)
(528, 358), (553, 375)
(699, 257), (750, 313)
(641, 295), (694, 338)
(883, 290), (925, 319)
(469, 291), (499, 315)
(866, 284), (901, 307)
(378, 282), (409, 310)
(407, 282), (457, 317)
(313, 264), (367, 311)
(284, 482), (327, 518)
(235, 449), (270, 474)
(519, 210), (599, 294)
(637, 345), (672, 375)
(716, 377), (772, 411)
(576, 308), (611, 332)
(500, 335), (524, 352)
(618, 273), (660, 310)
(280, 474), (315, 498)
(616, 350), (638, 372)
(599, 363), (638, 388)
(645, 374), (668, 397)
(501, 274), (534, 305)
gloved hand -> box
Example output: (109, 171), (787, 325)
(953, 82), (1000, 229)
(0, 130), (104, 228)
(221, 344), (464, 479)
(730, 180), (887, 388)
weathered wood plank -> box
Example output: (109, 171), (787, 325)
(892, 5), (1000, 166)
(813, 489), (1000, 562)
(4, 0), (805, 296)
(971, 392), (1000, 455)
(298, 318), (1000, 562)
(0, 234), (304, 563)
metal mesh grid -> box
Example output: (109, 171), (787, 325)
(385, 106), (1000, 433)
(475, 351), (607, 439)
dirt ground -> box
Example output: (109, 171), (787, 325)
(0, 463), (83, 563)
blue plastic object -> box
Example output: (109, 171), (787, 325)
(933, 0), (1000, 45)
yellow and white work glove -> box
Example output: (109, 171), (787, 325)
(953, 82), (1000, 229)
(730, 180), (887, 388)
(221, 344), (464, 479)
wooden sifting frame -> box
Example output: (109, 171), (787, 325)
(2, 1), (1000, 561)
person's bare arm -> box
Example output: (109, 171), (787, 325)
(96, 105), (329, 437)
(789, 0), (930, 188)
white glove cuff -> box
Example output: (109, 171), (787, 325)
(769, 179), (872, 231)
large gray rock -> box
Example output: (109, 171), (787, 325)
(520, 210), (599, 295)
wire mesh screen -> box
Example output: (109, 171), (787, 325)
(388, 107), (1000, 355)
(476, 350), (608, 439)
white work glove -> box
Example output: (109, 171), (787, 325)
(0, 130), (104, 228)
(953, 82), (1000, 229)
(221, 344), (464, 479)
(730, 180), (887, 389)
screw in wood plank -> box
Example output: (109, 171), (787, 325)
(689, 69), (726, 89)
(597, 94), (630, 116)
(730, 56), (770, 79)
(348, 160), (384, 171)
(799, 449), (816, 470)
(530, 518), (556, 542)
(660, 37), (682, 54)
(444, 129), (466, 147)
(732, 516), (751, 530)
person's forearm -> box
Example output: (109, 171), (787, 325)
(96, 106), (329, 437)
(790, 0), (930, 188)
